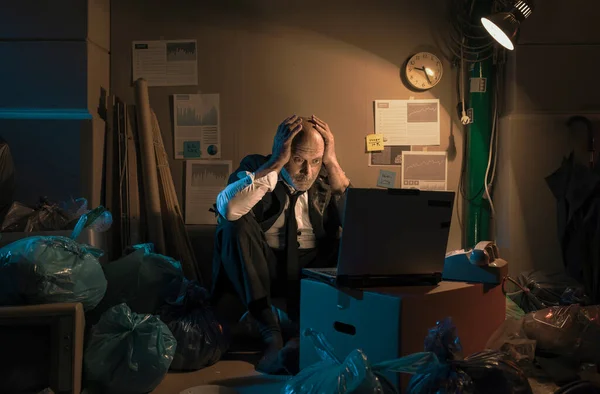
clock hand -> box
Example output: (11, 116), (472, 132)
(423, 70), (433, 85)
(415, 66), (433, 84)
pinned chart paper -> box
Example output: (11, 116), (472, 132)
(374, 99), (440, 146)
(173, 93), (221, 159)
(365, 133), (384, 152)
(377, 170), (396, 188)
(185, 160), (232, 225)
(132, 39), (198, 86)
(401, 151), (447, 191)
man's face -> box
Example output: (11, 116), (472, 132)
(281, 121), (325, 191)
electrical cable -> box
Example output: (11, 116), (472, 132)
(483, 89), (497, 220)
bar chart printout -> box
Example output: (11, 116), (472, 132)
(185, 160), (232, 224)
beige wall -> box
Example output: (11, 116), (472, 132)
(110, 0), (465, 251)
(495, 0), (600, 275)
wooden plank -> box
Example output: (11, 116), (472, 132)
(126, 104), (142, 246)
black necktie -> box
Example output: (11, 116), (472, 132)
(285, 190), (303, 282)
(284, 189), (304, 321)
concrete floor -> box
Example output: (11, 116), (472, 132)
(152, 353), (290, 394)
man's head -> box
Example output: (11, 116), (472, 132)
(281, 117), (325, 191)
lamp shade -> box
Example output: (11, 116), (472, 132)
(481, 12), (520, 50)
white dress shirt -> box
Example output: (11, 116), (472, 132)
(216, 171), (316, 250)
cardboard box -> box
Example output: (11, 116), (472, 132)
(300, 279), (506, 391)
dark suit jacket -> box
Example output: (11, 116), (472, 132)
(211, 154), (348, 295)
(222, 154), (347, 242)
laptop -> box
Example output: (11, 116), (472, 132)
(302, 187), (455, 288)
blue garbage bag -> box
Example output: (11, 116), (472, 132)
(87, 243), (185, 325)
(84, 303), (176, 394)
(0, 235), (107, 310)
(282, 328), (439, 394)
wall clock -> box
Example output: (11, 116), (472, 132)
(402, 52), (443, 91)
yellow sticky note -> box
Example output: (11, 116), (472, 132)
(366, 133), (384, 152)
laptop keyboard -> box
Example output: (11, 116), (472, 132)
(313, 267), (337, 274)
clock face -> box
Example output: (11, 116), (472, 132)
(404, 52), (443, 90)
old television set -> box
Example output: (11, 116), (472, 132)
(0, 303), (84, 394)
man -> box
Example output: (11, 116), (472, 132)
(212, 114), (350, 374)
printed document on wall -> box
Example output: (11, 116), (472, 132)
(132, 39), (198, 86)
(185, 160), (232, 225)
(368, 145), (411, 167)
(173, 93), (221, 159)
(401, 151), (447, 191)
(374, 99), (440, 146)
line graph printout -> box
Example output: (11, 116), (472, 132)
(374, 99), (440, 146)
(185, 160), (232, 224)
(132, 39), (198, 86)
(173, 93), (221, 159)
(401, 151), (447, 191)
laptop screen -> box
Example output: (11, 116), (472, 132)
(337, 188), (454, 277)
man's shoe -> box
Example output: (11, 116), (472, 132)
(255, 342), (286, 375)
(279, 337), (300, 375)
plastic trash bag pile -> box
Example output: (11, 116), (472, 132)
(282, 328), (439, 394)
(283, 318), (532, 394)
(0, 208), (110, 310)
(83, 243), (229, 393)
(406, 318), (532, 394)
(490, 305), (600, 370)
(490, 269), (600, 392)
(504, 270), (590, 314)
(0, 201), (228, 393)
(1, 197), (112, 233)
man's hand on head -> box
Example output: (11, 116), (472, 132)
(271, 115), (303, 167)
(253, 115), (303, 180)
(309, 115), (337, 165)
(309, 115), (350, 194)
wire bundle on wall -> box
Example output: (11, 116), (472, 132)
(446, 0), (506, 242)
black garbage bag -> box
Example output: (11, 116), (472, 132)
(0, 201), (34, 232)
(407, 318), (533, 394)
(546, 151), (600, 304)
(158, 279), (230, 371)
(84, 303), (176, 394)
(24, 198), (71, 232)
(0, 197), (97, 233)
(505, 270), (589, 313)
(87, 245), (185, 325)
(0, 138), (15, 223)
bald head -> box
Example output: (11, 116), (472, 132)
(282, 116), (325, 191)
(291, 117), (325, 151)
